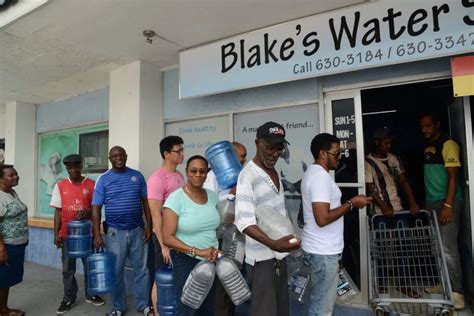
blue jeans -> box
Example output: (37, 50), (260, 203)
(171, 250), (215, 316)
(303, 251), (340, 316)
(105, 226), (150, 312)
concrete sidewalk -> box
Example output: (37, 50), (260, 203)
(8, 262), (472, 316)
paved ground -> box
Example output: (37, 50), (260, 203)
(7, 262), (473, 316)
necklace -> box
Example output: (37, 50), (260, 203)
(184, 184), (201, 195)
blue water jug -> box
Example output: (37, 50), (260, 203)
(156, 265), (177, 315)
(205, 141), (242, 189)
(87, 249), (115, 295)
(66, 220), (92, 258)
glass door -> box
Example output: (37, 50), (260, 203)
(449, 96), (474, 301)
(325, 90), (368, 304)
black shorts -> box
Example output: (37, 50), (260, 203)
(153, 234), (165, 269)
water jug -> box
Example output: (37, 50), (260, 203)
(66, 220), (92, 258)
(255, 205), (295, 259)
(216, 199), (236, 239)
(156, 265), (176, 315)
(181, 260), (216, 309)
(215, 256), (251, 305)
(87, 249), (116, 295)
(288, 264), (311, 303)
(336, 263), (359, 303)
(205, 141), (242, 189)
(221, 225), (245, 268)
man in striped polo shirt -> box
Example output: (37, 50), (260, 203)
(235, 122), (301, 316)
(92, 146), (154, 316)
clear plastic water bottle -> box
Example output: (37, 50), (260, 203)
(215, 256), (251, 305)
(181, 260), (216, 309)
(216, 199), (236, 239)
(288, 263), (311, 303)
(221, 225), (245, 268)
(336, 263), (359, 303)
(255, 205), (295, 259)
(205, 141), (242, 189)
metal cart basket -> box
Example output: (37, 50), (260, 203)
(368, 210), (453, 315)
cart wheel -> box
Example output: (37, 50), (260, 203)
(440, 309), (451, 316)
(375, 306), (384, 316)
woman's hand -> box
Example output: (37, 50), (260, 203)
(0, 243), (8, 265)
(197, 247), (220, 262)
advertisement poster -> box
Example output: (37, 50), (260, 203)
(38, 124), (108, 217)
(234, 105), (319, 235)
(165, 115), (230, 174)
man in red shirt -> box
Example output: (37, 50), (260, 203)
(50, 154), (105, 314)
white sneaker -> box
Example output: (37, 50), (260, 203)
(453, 292), (465, 310)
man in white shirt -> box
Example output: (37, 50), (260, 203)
(235, 122), (300, 316)
(301, 133), (371, 316)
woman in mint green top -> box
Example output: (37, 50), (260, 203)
(163, 155), (220, 315)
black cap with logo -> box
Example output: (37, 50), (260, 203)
(256, 121), (290, 145)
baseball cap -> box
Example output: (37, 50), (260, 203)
(63, 154), (82, 165)
(256, 121), (290, 145)
(373, 128), (394, 139)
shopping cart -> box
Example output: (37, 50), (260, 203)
(368, 210), (453, 315)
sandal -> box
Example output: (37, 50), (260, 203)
(142, 306), (154, 316)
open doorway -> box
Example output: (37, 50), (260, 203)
(361, 79), (473, 308)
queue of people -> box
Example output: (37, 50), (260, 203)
(0, 115), (467, 316)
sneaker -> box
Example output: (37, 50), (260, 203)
(453, 292), (465, 310)
(141, 306), (154, 316)
(106, 310), (124, 316)
(57, 301), (75, 314)
(86, 295), (105, 306)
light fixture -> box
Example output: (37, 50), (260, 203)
(143, 30), (156, 44)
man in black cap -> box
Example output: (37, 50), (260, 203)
(50, 154), (105, 314)
(235, 121), (300, 316)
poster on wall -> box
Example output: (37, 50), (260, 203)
(38, 124), (108, 217)
(165, 115), (230, 174)
(234, 105), (319, 235)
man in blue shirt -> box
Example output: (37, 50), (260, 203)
(92, 146), (153, 316)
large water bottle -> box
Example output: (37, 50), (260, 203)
(255, 205), (295, 259)
(87, 249), (115, 295)
(181, 260), (216, 309)
(216, 256), (251, 305)
(221, 225), (245, 268)
(66, 220), (92, 258)
(156, 265), (177, 315)
(205, 141), (242, 189)
(288, 263), (311, 303)
(216, 199), (236, 239)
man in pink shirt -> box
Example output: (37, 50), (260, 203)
(147, 136), (185, 315)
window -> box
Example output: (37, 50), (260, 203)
(79, 130), (108, 173)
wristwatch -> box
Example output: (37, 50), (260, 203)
(345, 200), (353, 211)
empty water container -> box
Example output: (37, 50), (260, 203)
(87, 250), (115, 295)
(181, 260), (216, 309)
(205, 141), (242, 189)
(221, 225), (245, 268)
(66, 220), (92, 258)
(255, 205), (295, 259)
(336, 264), (359, 303)
(288, 264), (311, 303)
(156, 265), (176, 315)
(216, 256), (251, 305)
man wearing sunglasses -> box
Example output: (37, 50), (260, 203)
(301, 133), (372, 316)
(235, 121), (300, 316)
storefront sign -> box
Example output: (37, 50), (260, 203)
(180, 0), (474, 99)
(451, 55), (474, 97)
